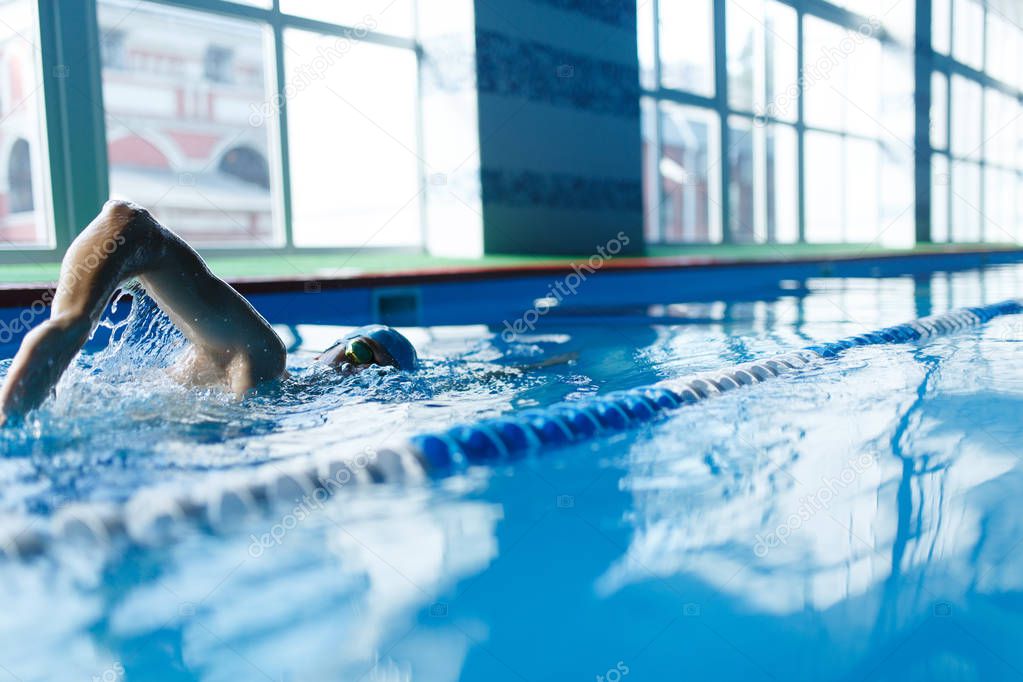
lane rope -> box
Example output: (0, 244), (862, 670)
(3, 299), (1020, 561)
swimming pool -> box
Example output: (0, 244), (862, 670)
(2, 256), (1023, 681)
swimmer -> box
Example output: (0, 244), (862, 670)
(0, 200), (418, 425)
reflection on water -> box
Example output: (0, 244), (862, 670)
(1, 266), (1023, 680)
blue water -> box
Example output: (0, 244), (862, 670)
(2, 266), (1023, 681)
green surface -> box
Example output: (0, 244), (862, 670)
(1, 243), (1019, 284)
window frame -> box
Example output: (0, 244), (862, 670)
(0, 0), (425, 265)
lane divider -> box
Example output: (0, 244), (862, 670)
(2, 300), (1020, 561)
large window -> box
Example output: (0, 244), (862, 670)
(640, 0), (926, 247)
(98, 0), (280, 247)
(0, 0), (422, 259)
(0, 0), (51, 249)
(284, 30), (421, 247)
(932, 0), (1023, 244)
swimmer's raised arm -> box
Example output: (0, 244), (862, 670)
(0, 200), (286, 424)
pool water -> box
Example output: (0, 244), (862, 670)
(3, 265), (1023, 681)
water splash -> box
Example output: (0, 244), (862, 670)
(0, 287), (568, 515)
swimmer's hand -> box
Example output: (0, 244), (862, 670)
(0, 314), (90, 424)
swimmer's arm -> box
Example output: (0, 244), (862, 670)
(135, 226), (288, 394)
(0, 201), (286, 424)
(0, 206), (129, 423)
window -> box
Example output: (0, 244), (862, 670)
(101, 29), (127, 70)
(0, 0), (51, 248)
(284, 30), (421, 248)
(930, 72), (948, 150)
(0, 0), (424, 263)
(728, 0), (798, 122)
(932, 0), (1023, 244)
(802, 12), (913, 246)
(658, 0), (715, 97)
(950, 75), (982, 160)
(7, 138), (32, 213)
(952, 0), (984, 71)
(219, 146), (270, 190)
(638, 0), (916, 247)
(932, 0), (951, 55)
(98, 0), (281, 248)
(728, 117), (797, 244)
(658, 102), (720, 243)
(203, 46), (235, 84)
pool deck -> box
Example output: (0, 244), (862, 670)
(2, 242), (1023, 307)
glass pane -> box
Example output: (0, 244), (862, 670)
(727, 117), (796, 245)
(285, 30), (421, 248)
(803, 17), (850, 132)
(1017, 173), (1023, 242)
(98, 0), (281, 247)
(1018, 99), (1023, 170)
(985, 88), (1018, 169)
(658, 102), (720, 243)
(984, 167), (1015, 242)
(950, 159), (981, 241)
(728, 117), (756, 242)
(879, 46), (914, 149)
(931, 155), (949, 242)
(880, 142), (915, 247)
(930, 72), (948, 150)
(281, 0), (415, 39)
(952, 0), (984, 71)
(883, 0), (916, 45)
(986, 12), (1015, 86)
(805, 130), (844, 243)
(844, 31), (883, 137)
(845, 137), (880, 242)
(932, 0), (951, 55)
(950, 75), (982, 160)
(728, 0), (797, 122)
(641, 97), (659, 242)
(767, 123), (797, 244)
(1017, 27), (1023, 92)
(727, 0), (758, 113)
(659, 0), (715, 96)
(0, 0), (52, 248)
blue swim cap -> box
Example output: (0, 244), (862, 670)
(340, 325), (419, 371)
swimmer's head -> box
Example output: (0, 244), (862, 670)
(316, 325), (418, 372)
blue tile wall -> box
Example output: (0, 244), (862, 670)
(526, 0), (637, 27)
(481, 169), (643, 212)
(476, 30), (640, 118)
